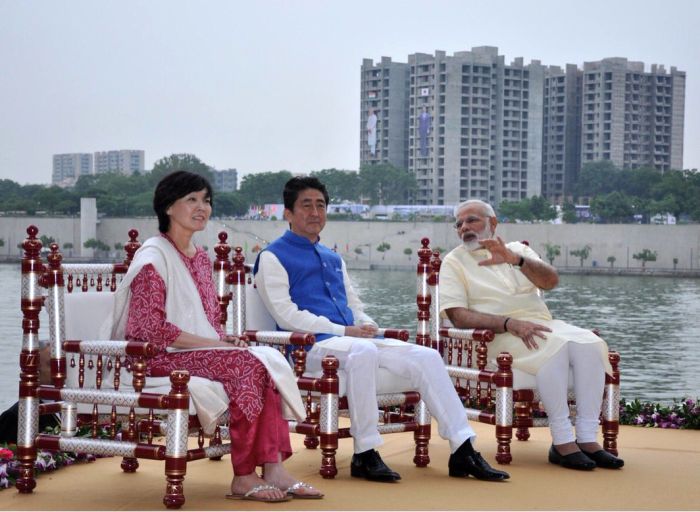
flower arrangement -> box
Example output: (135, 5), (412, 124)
(0, 422), (119, 490)
(619, 397), (700, 429)
(1, 443), (96, 489)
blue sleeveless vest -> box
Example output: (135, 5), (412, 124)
(254, 230), (354, 342)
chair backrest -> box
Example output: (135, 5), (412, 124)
(24, 228), (140, 380)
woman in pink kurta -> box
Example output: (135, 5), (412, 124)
(123, 170), (322, 502)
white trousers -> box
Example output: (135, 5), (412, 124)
(306, 339), (476, 454)
(535, 341), (606, 445)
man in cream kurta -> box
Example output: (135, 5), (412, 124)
(439, 199), (624, 470)
(255, 176), (510, 483)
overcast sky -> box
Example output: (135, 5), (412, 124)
(1, 0), (698, 185)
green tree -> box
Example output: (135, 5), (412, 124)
(63, 242), (74, 257)
(213, 191), (248, 217)
(403, 247), (413, 260)
(150, 154), (214, 184)
(239, 171), (293, 207)
(359, 164), (416, 205)
(570, 245), (592, 267)
(562, 201), (578, 224)
(673, 257), (679, 270)
(529, 196), (557, 221)
(498, 200), (532, 222)
(573, 160), (620, 199)
(311, 169), (361, 203)
(498, 196), (556, 222)
(590, 191), (635, 223)
(39, 235), (56, 248)
(543, 243), (561, 265)
(83, 238), (111, 254)
(607, 255), (616, 268)
(633, 249), (657, 269)
(376, 242), (391, 260)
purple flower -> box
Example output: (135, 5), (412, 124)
(0, 476), (8, 489)
(0, 463), (7, 479)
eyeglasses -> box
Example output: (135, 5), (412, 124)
(453, 216), (483, 229)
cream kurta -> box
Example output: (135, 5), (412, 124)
(439, 241), (612, 376)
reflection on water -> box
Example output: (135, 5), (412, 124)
(348, 270), (700, 404)
(1, 264), (698, 411)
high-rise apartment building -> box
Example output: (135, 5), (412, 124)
(360, 57), (409, 170)
(542, 64), (582, 203)
(210, 168), (238, 192)
(52, 153), (93, 187)
(361, 49), (685, 205)
(580, 58), (685, 173)
(361, 47), (544, 205)
(94, 150), (145, 175)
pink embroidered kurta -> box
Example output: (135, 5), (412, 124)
(124, 236), (291, 473)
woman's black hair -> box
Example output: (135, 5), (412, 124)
(283, 176), (329, 211)
(153, 171), (213, 233)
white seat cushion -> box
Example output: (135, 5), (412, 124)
(304, 368), (414, 397)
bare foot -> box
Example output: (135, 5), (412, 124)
(230, 473), (286, 501)
(263, 462), (323, 498)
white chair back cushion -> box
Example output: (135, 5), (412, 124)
(244, 281), (278, 331)
(64, 292), (115, 340)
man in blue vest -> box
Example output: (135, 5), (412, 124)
(254, 176), (509, 483)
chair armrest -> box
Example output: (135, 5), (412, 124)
(243, 330), (315, 346)
(63, 339), (159, 357)
(378, 328), (410, 341)
(438, 327), (495, 342)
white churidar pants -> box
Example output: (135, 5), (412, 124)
(306, 339), (476, 454)
(535, 340), (606, 445)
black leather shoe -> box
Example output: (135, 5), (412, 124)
(578, 447), (624, 469)
(448, 440), (510, 481)
(548, 445), (596, 470)
(351, 449), (401, 481)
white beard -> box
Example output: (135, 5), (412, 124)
(463, 223), (494, 251)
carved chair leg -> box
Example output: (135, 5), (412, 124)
(164, 458), (186, 509)
(318, 356), (339, 478)
(603, 351), (621, 456)
(121, 457), (140, 473)
(163, 370), (190, 509)
(304, 434), (320, 449)
(15, 397), (39, 493)
(16, 349), (40, 493)
(495, 425), (513, 464)
(208, 427), (223, 461)
(413, 400), (431, 467)
(515, 401), (532, 441)
(319, 433), (338, 479)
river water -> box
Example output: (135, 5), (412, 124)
(1, 264), (698, 411)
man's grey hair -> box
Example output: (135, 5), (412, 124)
(453, 199), (496, 219)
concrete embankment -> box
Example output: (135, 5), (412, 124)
(1, 216), (699, 274)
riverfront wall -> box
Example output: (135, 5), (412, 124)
(1, 216), (699, 271)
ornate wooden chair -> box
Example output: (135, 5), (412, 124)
(414, 238), (621, 464)
(214, 232), (433, 479)
(15, 226), (315, 509)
